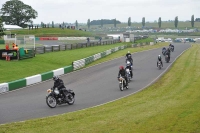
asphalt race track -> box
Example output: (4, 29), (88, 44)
(0, 43), (190, 124)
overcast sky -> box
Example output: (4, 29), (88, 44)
(0, 0), (199, 24)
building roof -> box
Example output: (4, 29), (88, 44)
(3, 24), (22, 30)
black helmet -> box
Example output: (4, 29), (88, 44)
(53, 76), (59, 81)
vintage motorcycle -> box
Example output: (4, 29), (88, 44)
(158, 61), (162, 69)
(118, 76), (128, 91)
(46, 87), (75, 108)
(125, 68), (131, 82)
(165, 54), (170, 63)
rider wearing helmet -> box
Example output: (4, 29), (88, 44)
(162, 47), (166, 55)
(118, 66), (128, 88)
(157, 55), (163, 67)
(125, 61), (133, 78)
(53, 76), (66, 97)
(165, 48), (171, 60)
(126, 51), (133, 66)
(169, 43), (174, 50)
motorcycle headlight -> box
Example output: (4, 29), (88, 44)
(47, 89), (52, 93)
(54, 89), (60, 95)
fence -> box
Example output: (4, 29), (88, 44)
(35, 39), (120, 54)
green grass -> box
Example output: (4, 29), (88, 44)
(135, 38), (154, 43)
(0, 44), (199, 133)
(6, 28), (93, 37)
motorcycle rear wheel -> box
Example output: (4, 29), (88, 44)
(67, 93), (75, 105)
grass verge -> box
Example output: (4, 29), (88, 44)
(6, 28), (93, 37)
(135, 37), (154, 43)
(0, 44), (199, 132)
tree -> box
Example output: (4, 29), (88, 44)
(41, 22), (44, 28)
(158, 17), (161, 28)
(75, 20), (78, 29)
(0, 0), (38, 28)
(174, 16), (178, 28)
(87, 19), (90, 29)
(90, 19), (121, 25)
(100, 19), (103, 27)
(142, 17), (145, 27)
(128, 17), (131, 27)
(0, 16), (5, 38)
(191, 15), (194, 27)
(114, 18), (116, 28)
(52, 21), (54, 28)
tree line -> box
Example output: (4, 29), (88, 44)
(0, 0), (198, 38)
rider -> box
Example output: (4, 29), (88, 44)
(169, 43), (174, 50)
(125, 51), (133, 66)
(165, 48), (171, 60)
(53, 76), (66, 98)
(125, 61), (133, 78)
(118, 66), (128, 88)
(157, 55), (163, 67)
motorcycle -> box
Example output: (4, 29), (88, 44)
(46, 87), (75, 108)
(125, 68), (131, 82)
(165, 54), (170, 63)
(118, 76), (128, 91)
(158, 61), (162, 69)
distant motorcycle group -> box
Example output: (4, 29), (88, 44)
(118, 51), (133, 91)
(157, 43), (174, 69)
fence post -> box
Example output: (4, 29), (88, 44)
(44, 46), (46, 53)
(52, 46), (54, 52)
(59, 45), (61, 51)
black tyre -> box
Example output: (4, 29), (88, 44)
(46, 95), (57, 108)
(67, 93), (75, 105)
(119, 83), (124, 91)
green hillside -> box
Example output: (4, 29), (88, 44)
(6, 28), (93, 37)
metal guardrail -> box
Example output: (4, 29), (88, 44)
(35, 39), (120, 54)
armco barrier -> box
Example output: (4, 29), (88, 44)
(64, 65), (73, 74)
(72, 45), (128, 70)
(85, 56), (94, 65)
(53, 68), (64, 76)
(25, 75), (42, 86)
(0, 83), (9, 93)
(8, 79), (26, 91)
(94, 53), (101, 61)
(73, 59), (85, 70)
(106, 49), (111, 55)
(0, 65), (73, 94)
(41, 71), (54, 81)
(101, 51), (107, 58)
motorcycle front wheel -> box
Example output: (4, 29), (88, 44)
(119, 83), (124, 91)
(46, 95), (57, 108)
